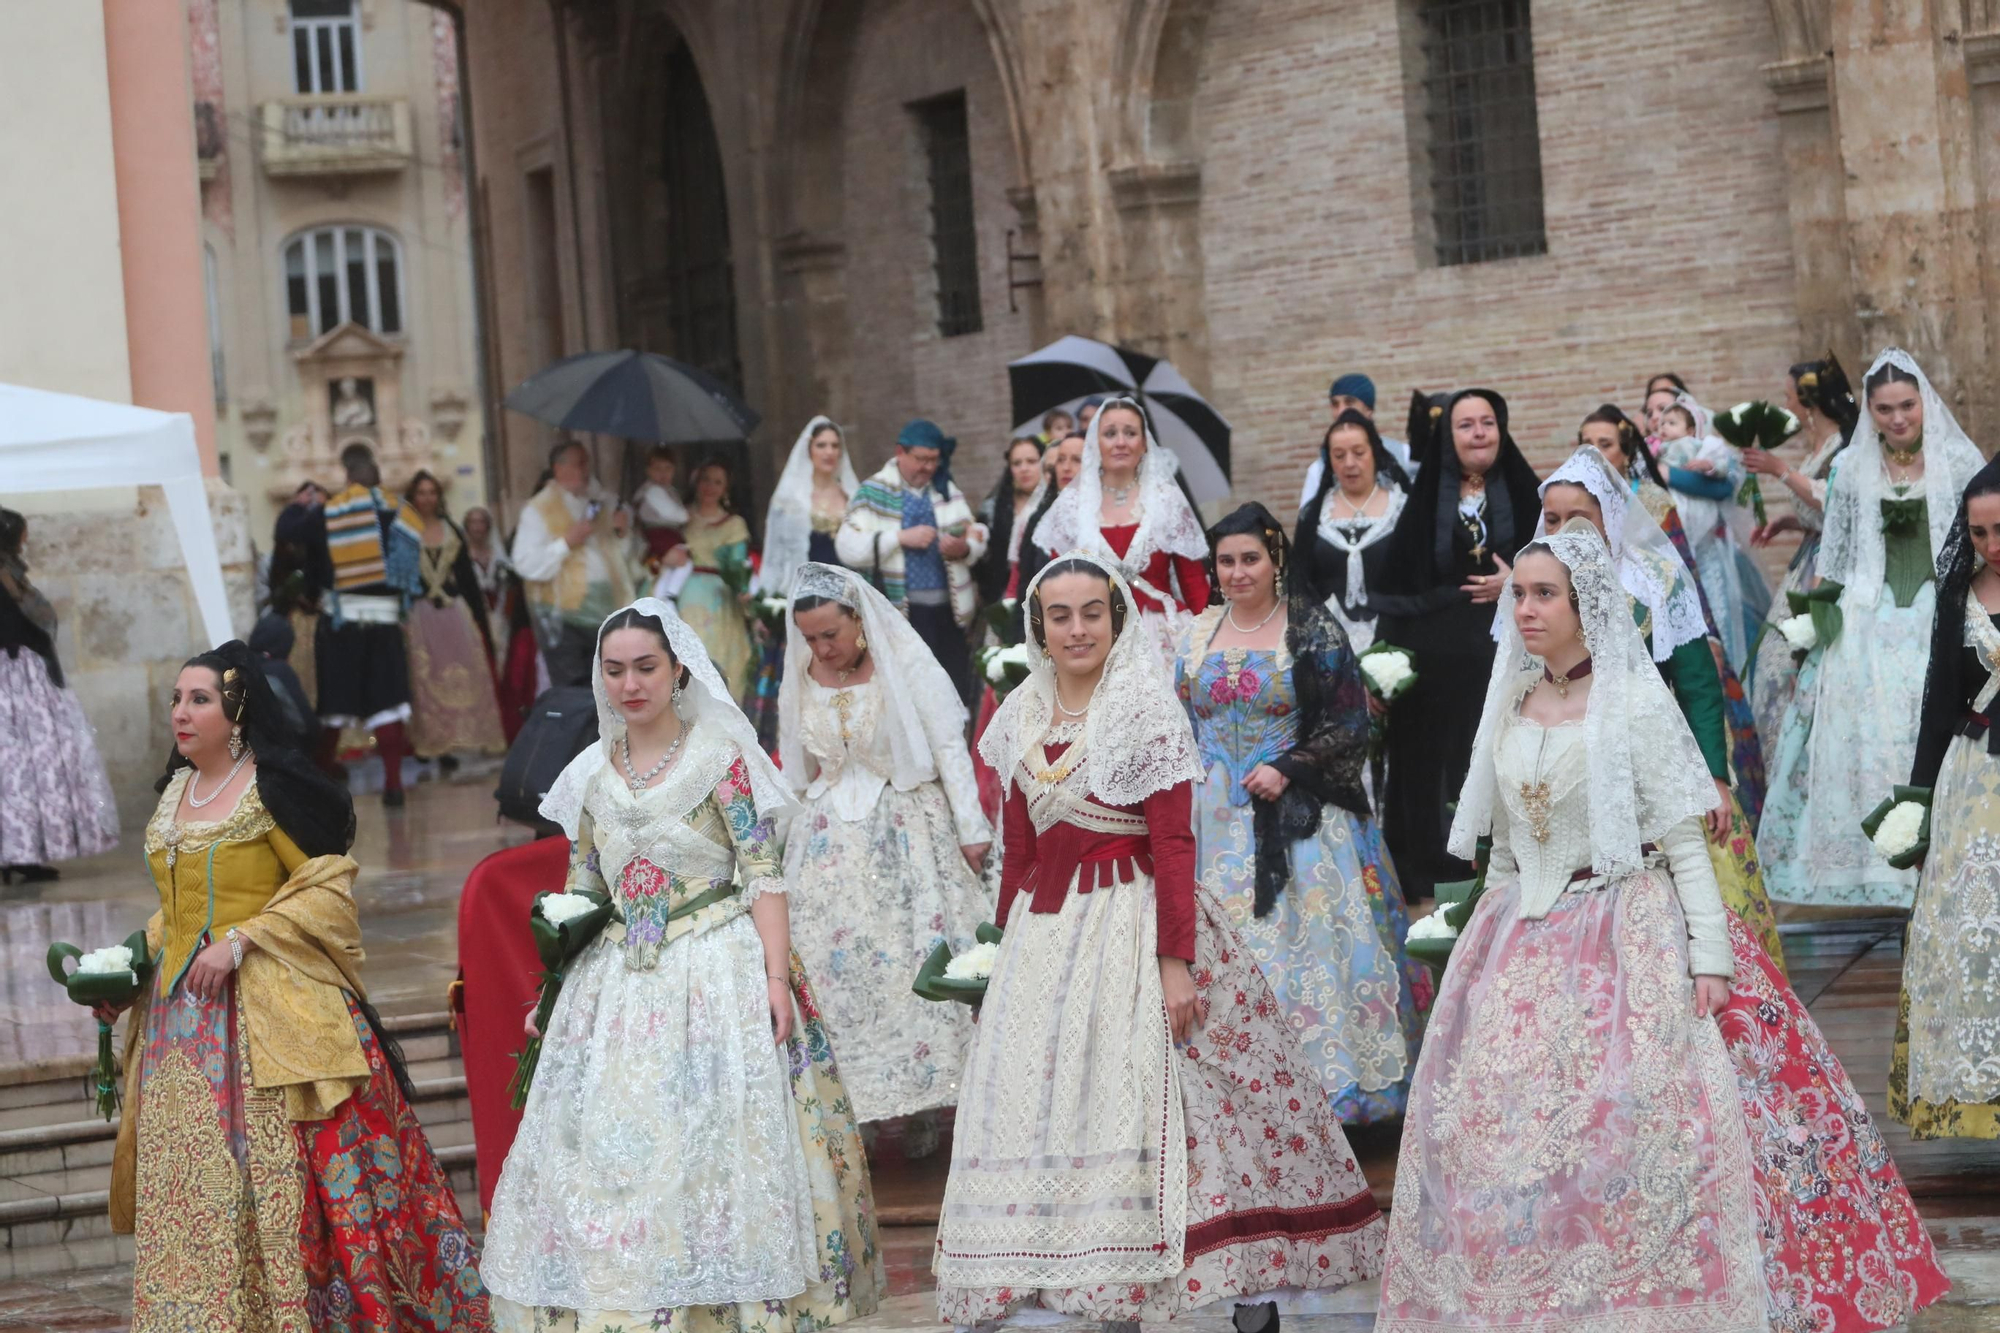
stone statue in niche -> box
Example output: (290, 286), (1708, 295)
(331, 376), (376, 430)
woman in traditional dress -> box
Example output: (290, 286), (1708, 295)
(751, 418), (861, 746)
(1656, 395), (1773, 670)
(465, 505), (546, 742)
(1010, 431), (1084, 628)
(778, 563), (991, 1154)
(975, 435), (1047, 607)
(1375, 522), (1947, 1332)
(0, 507), (117, 881)
(1035, 397), (1210, 660)
(1370, 388), (1542, 900)
(1538, 447), (1785, 968)
(1891, 456), (2000, 1139)
(401, 471), (507, 760)
(109, 640), (492, 1330)
(1582, 406), (1769, 821)
(1761, 348), (1989, 908)
(481, 599), (883, 1333)
(1742, 355), (1858, 755)
(664, 458), (757, 703)
(1296, 409), (1410, 654)
(1177, 504), (1426, 1124)
(938, 553), (1386, 1332)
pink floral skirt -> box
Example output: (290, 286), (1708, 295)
(934, 877), (1384, 1323)
(1378, 870), (1946, 1332)
(0, 648), (117, 865)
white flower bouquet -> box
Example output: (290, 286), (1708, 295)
(914, 922), (1005, 1006)
(1860, 787), (1932, 870)
(1777, 613), (1817, 653)
(46, 930), (154, 1119)
(1711, 400), (1801, 526)
(1359, 642), (1417, 702)
(1402, 834), (1492, 977)
(510, 885), (616, 1107)
(1782, 584), (1844, 656)
(978, 643), (1033, 700)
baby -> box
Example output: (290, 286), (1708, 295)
(1657, 398), (1738, 544)
(635, 445), (688, 568)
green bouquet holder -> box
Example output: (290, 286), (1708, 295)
(1785, 581), (1844, 653)
(509, 887), (616, 1108)
(1403, 835), (1491, 979)
(1358, 641), (1419, 702)
(47, 930), (154, 1120)
(913, 922), (1005, 1006)
(1860, 786), (1933, 871)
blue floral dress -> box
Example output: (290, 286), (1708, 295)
(1177, 622), (1428, 1123)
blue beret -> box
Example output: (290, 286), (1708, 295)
(1328, 374), (1376, 409)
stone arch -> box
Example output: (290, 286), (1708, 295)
(1112, 0), (1215, 169)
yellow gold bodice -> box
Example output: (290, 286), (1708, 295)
(145, 771), (309, 993)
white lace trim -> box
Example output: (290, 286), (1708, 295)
(1035, 399), (1208, 582)
(755, 415), (859, 597)
(1451, 524), (1717, 879)
(1539, 446), (1708, 660)
(979, 552), (1203, 808)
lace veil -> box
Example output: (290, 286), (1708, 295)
(1034, 397), (1208, 604)
(755, 415), (860, 597)
(1536, 446), (1709, 659)
(1450, 522), (1717, 878)
(1820, 348), (1988, 605)
(978, 550), (1203, 806)
(776, 561), (970, 795)
(540, 596), (799, 837)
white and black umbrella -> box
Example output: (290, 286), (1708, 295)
(1008, 336), (1231, 502)
(504, 349), (759, 442)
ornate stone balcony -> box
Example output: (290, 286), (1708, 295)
(259, 93), (412, 177)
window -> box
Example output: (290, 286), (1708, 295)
(284, 226), (402, 339)
(914, 91), (982, 337)
(1417, 0), (1546, 266)
(291, 0), (361, 95)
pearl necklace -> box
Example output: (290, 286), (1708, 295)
(186, 750), (252, 808)
(620, 728), (685, 792)
(1054, 689), (1090, 718)
(1331, 483), (1379, 520)
(1104, 474), (1137, 507)
(1226, 599), (1282, 634)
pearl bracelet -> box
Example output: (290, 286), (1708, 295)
(226, 927), (243, 971)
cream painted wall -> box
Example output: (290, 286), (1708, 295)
(0, 1), (132, 402)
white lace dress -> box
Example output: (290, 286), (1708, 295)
(782, 675), (992, 1123)
(481, 728), (883, 1333)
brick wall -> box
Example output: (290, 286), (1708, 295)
(1194, 0), (1800, 521)
(836, 0), (1037, 502)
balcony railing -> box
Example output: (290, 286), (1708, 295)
(260, 94), (412, 178)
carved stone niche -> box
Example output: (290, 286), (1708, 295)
(275, 321), (445, 500)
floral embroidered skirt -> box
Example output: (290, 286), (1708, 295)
(482, 922), (882, 1333)
(1889, 729), (2000, 1139)
(129, 978), (492, 1332)
(405, 597), (507, 757)
(934, 876), (1385, 1324)
(784, 781), (989, 1123)
(1194, 780), (1429, 1124)
(1378, 871), (1947, 1332)
(0, 648), (117, 866)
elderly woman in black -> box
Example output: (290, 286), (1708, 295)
(1297, 409), (1412, 654)
(1368, 389), (1541, 899)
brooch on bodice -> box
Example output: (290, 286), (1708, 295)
(1520, 780), (1553, 843)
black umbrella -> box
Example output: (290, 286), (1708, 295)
(503, 350), (760, 442)
(1008, 336), (1231, 502)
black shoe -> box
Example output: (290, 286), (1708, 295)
(1232, 1304), (1277, 1333)
(4, 864), (59, 883)
(382, 788), (406, 809)
(437, 754), (460, 774)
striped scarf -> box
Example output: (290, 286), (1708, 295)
(325, 484), (423, 594)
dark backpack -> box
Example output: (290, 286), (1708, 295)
(494, 686), (599, 829)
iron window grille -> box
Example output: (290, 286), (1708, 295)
(1419, 0), (1547, 266)
(915, 92), (983, 337)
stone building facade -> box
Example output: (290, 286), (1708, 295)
(459, 0), (1998, 526)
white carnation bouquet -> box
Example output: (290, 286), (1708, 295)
(914, 922), (1005, 1005)
(46, 930), (155, 1119)
(977, 643), (1033, 700)
(1860, 786), (1932, 871)
(1359, 642), (1417, 701)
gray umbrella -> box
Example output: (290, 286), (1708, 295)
(503, 350), (759, 442)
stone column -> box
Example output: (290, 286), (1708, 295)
(103, 0), (220, 470)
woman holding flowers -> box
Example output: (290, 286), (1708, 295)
(480, 598), (881, 1333)
(1376, 522), (1945, 1332)
(937, 552), (1385, 1332)
(1297, 411), (1410, 654)
(1537, 446), (1785, 967)
(1891, 455), (2000, 1139)
(1176, 503), (1425, 1125)
(113, 640), (491, 1331)
(664, 458), (758, 703)
(1761, 349), (1989, 908)
(777, 562), (992, 1154)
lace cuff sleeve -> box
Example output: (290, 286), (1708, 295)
(1661, 817), (1732, 980)
(717, 756), (786, 900)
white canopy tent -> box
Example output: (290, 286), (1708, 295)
(0, 382), (234, 647)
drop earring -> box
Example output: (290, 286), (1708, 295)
(229, 725), (245, 761)
(856, 631), (868, 651)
